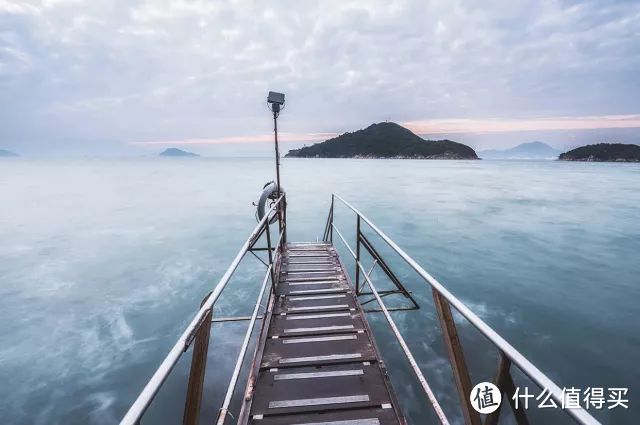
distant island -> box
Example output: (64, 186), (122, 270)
(559, 143), (640, 162)
(480, 141), (561, 159)
(285, 122), (478, 160)
(0, 149), (18, 157)
(159, 148), (199, 157)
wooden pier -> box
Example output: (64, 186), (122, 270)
(240, 242), (405, 425)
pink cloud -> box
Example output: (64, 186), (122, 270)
(129, 132), (337, 146)
(129, 114), (640, 146)
(402, 114), (640, 135)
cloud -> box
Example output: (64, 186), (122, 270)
(129, 132), (337, 146)
(403, 114), (640, 135)
(0, 1), (40, 15)
(129, 114), (640, 147)
(0, 45), (31, 77)
(1, 0), (639, 154)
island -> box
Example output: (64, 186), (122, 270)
(285, 122), (478, 159)
(558, 143), (640, 162)
(159, 148), (199, 157)
(480, 141), (560, 159)
(0, 149), (18, 157)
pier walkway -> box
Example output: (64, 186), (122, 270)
(242, 242), (405, 425)
(120, 194), (602, 425)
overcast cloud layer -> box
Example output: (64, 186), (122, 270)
(1, 0), (639, 154)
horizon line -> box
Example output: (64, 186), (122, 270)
(128, 114), (640, 146)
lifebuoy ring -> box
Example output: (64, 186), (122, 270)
(257, 181), (284, 222)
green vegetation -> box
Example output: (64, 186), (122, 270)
(559, 143), (640, 162)
(285, 122), (478, 159)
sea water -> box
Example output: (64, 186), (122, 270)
(0, 158), (638, 424)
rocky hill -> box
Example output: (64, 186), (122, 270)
(480, 141), (561, 159)
(159, 148), (199, 157)
(559, 143), (640, 162)
(285, 122), (478, 159)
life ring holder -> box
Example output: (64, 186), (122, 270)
(256, 181), (284, 224)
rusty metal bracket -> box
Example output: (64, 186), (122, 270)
(355, 231), (419, 312)
(184, 292), (213, 351)
(183, 297), (213, 425)
(433, 289), (481, 425)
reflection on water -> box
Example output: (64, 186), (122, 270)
(0, 158), (638, 424)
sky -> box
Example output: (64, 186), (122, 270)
(1, 0), (639, 156)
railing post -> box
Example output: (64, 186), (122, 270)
(323, 198), (333, 242)
(276, 203), (284, 246)
(281, 196), (287, 245)
(182, 296), (213, 425)
(494, 353), (531, 425)
(329, 194), (334, 243)
(432, 290), (481, 425)
(484, 353), (510, 425)
(355, 215), (361, 294)
(265, 221), (277, 290)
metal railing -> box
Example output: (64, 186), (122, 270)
(325, 193), (601, 425)
(122, 191), (602, 425)
(120, 195), (286, 425)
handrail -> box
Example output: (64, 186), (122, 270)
(361, 254), (449, 424)
(334, 223), (450, 423)
(216, 264), (271, 425)
(330, 193), (601, 425)
(120, 195), (284, 425)
(334, 222), (450, 423)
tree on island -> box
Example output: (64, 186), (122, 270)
(559, 143), (640, 162)
(285, 122), (478, 159)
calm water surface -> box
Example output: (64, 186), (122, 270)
(0, 158), (638, 424)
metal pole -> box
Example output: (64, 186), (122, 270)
(216, 266), (271, 425)
(330, 194), (334, 243)
(355, 215), (361, 294)
(282, 196), (287, 245)
(273, 111), (281, 196)
(273, 110), (285, 240)
(323, 203), (330, 242)
(265, 221), (276, 291)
